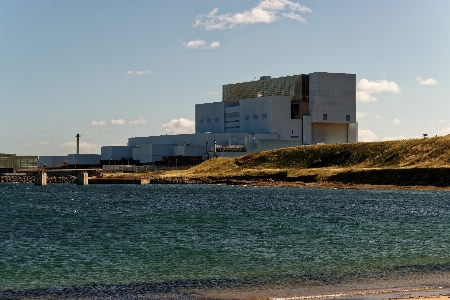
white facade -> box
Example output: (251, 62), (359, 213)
(101, 72), (357, 165)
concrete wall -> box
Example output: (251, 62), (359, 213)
(128, 132), (252, 150)
(348, 123), (358, 143)
(132, 144), (177, 164)
(239, 97), (274, 134)
(302, 115), (312, 145)
(269, 96), (302, 140)
(67, 154), (101, 165)
(38, 156), (68, 168)
(257, 139), (304, 152)
(196, 102), (238, 133)
(311, 123), (349, 144)
(309, 72), (356, 123)
(101, 146), (134, 160)
(174, 145), (204, 157)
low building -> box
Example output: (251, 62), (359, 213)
(0, 153), (38, 172)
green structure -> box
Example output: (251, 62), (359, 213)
(0, 153), (38, 170)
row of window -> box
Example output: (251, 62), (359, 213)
(244, 114), (268, 120)
(199, 114), (269, 124)
(200, 113), (351, 124)
(323, 114), (351, 121)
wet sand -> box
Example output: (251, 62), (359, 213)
(192, 272), (450, 300)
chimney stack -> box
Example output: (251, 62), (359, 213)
(76, 133), (80, 154)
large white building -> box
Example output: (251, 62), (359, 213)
(99, 72), (357, 166)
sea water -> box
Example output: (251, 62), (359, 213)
(1, 183), (449, 299)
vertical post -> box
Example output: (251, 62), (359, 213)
(205, 141), (209, 161)
(213, 140), (217, 158)
(76, 133), (80, 154)
(35, 172), (47, 186)
(76, 172), (88, 185)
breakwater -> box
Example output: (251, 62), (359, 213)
(3, 167), (450, 187)
(0, 175), (76, 184)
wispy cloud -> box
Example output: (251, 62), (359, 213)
(393, 118), (401, 125)
(436, 127), (450, 136)
(358, 129), (378, 142)
(161, 118), (195, 134)
(24, 141), (50, 146)
(127, 70), (152, 75)
(111, 119), (126, 125)
(58, 142), (100, 154)
(92, 120), (106, 126)
(194, 0), (311, 30)
(430, 120), (446, 124)
(417, 77), (438, 86)
(183, 39), (220, 49)
(129, 116), (148, 125)
(356, 79), (400, 102)
(356, 112), (367, 119)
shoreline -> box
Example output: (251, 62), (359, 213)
(2, 174), (450, 191)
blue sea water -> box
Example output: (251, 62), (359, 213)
(1, 183), (449, 299)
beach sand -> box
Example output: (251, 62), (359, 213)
(191, 272), (450, 300)
(391, 297), (450, 300)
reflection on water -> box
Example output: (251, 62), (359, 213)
(1, 184), (449, 299)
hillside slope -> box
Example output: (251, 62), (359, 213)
(176, 136), (450, 186)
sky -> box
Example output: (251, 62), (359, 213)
(1, 0), (449, 156)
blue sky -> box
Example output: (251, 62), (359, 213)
(1, 0), (449, 156)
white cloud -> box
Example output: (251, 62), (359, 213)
(382, 135), (407, 141)
(129, 116), (148, 125)
(58, 142), (100, 154)
(210, 41), (221, 48)
(436, 127), (450, 136)
(417, 77), (438, 86)
(281, 12), (306, 22)
(374, 114), (382, 119)
(393, 118), (401, 125)
(193, 0), (311, 30)
(183, 39), (220, 49)
(356, 112), (367, 119)
(92, 120), (106, 126)
(356, 78), (401, 102)
(111, 119), (126, 125)
(430, 120), (446, 124)
(24, 141), (50, 146)
(127, 70), (152, 75)
(358, 129), (378, 142)
(161, 118), (195, 134)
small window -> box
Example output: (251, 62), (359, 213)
(323, 114), (328, 121)
(253, 115), (258, 120)
(262, 114), (267, 119)
(215, 118), (219, 122)
(346, 115), (350, 122)
(207, 119), (211, 123)
(245, 116), (249, 120)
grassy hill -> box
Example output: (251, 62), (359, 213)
(169, 135), (450, 186)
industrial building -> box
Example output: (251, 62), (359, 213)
(0, 153), (38, 172)
(99, 72), (357, 166)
